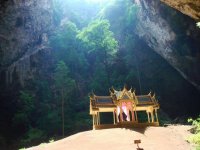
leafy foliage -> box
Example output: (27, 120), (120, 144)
(1, 0), (200, 149)
(50, 21), (79, 58)
(54, 61), (75, 136)
(20, 128), (45, 146)
(99, 0), (139, 39)
(54, 61), (75, 92)
(12, 91), (35, 132)
(197, 22), (200, 28)
(188, 116), (200, 146)
(78, 19), (118, 88)
(77, 19), (118, 55)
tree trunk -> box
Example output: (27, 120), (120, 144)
(61, 88), (65, 137)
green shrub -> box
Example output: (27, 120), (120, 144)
(197, 22), (200, 28)
(188, 115), (200, 147)
(20, 128), (45, 146)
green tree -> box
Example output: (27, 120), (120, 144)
(50, 21), (89, 75)
(188, 116), (200, 147)
(99, 0), (139, 38)
(12, 91), (35, 132)
(98, 0), (140, 89)
(197, 22), (200, 28)
(77, 19), (118, 86)
(54, 61), (75, 137)
(50, 21), (79, 60)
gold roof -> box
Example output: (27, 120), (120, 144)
(90, 86), (159, 113)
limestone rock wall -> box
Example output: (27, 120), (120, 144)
(135, 0), (200, 90)
(0, 0), (54, 86)
(0, 0), (200, 91)
(160, 0), (200, 20)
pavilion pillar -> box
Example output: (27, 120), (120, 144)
(151, 112), (154, 123)
(131, 109), (135, 121)
(113, 111), (116, 124)
(135, 111), (138, 122)
(95, 114), (98, 125)
(147, 112), (150, 123)
(120, 103), (123, 122)
(96, 113), (99, 125)
(94, 114), (97, 125)
(93, 114), (95, 130)
(155, 109), (158, 122)
(126, 109), (130, 121)
(98, 112), (100, 125)
(131, 107), (136, 122)
(116, 108), (119, 123)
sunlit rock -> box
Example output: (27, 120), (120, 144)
(135, 0), (200, 90)
(161, 0), (200, 20)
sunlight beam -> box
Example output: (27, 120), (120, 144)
(86, 0), (104, 3)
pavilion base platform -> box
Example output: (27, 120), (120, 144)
(94, 122), (159, 130)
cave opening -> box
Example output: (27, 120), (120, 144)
(0, 0), (200, 149)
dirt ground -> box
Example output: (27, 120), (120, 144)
(27, 125), (194, 150)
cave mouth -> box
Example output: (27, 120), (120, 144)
(0, 0), (200, 149)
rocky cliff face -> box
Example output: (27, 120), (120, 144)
(0, 0), (200, 91)
(161, 0), (200, 20)
(135, 0), (200, 90)
(0, 0), (54, 86)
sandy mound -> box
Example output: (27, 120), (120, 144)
(27, 125), (193, 150)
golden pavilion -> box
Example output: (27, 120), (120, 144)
(89, 86), (160, 129)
